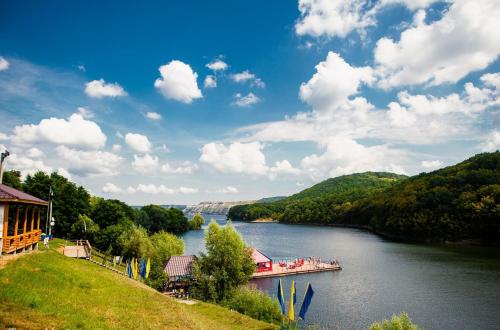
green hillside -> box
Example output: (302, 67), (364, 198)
(229, 152), (500, 243)
(228, 172), (407, 222)
(256, 196), (287, 203)
(0, 241), (275, 330)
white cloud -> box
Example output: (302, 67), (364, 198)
(375, 0), (500, 88)
(57, 167), (72, 180)
(125, 133), (152, 153)
(379, 0), (448, 10)
(154, 60), (202, 103)
(132, 154), (159, 173)
(26, 147), (43, 158)
(77, 106), (94, 119)
(269, 160), (302, 180)
(145, 111), (162, 120)
(161, 161), (198, 174)
(116, 131), (124, 139)
(5, 153), (53, 177)
(0, 133), (8, 141)
(234, 92), (260, 107)
(178, 186), (199, 194)
(200, 142), (268, 175)
(0, 56), (10, 71)
(217, 186), (239, 194)
(112, 144), (122, 152)
(84, 79), (127, 98)
(230, 70), (265, 88)
(481, 72), (500, 91)
(299, 52), (373, 110)
(56, 146), (123, 176)
(421, 160), (444, 168)
(11, 113), (107, 149)
(480, 131), (500, 152)
(124, 184), (198, 195)
(206, 59), (228, 71)
(102, 182), (122, 193)
(77, 64), (86, 72)
(295, 0), (377, 38)
(204, 75), (217, 88)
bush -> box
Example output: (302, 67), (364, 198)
(222, 287), (282, 324)
(189, 213), (205, 230)
(118, 226), (154, 259)
(369, 312), (420, 330)
(147, 231), (185, 290)
(70, 214), (99, 241)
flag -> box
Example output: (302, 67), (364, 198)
(145, 258), (151, 279)
(299, 283), (315, 320)
(288, 280), (296, 321)
(126, 259), (132, 278)
(133, 258), (139, 280)
(140, 259), (146, 278)
(277, 279), (286, 315)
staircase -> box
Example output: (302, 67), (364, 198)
(64, 240), (126, 276)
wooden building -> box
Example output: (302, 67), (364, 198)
(0, 184), (48, 255)
(251, 248), (273, 272)
(163, 255), (197, 291)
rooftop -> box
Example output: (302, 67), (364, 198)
(0, 184), (48, 205)
(164, 255), (197, 277)
(251, 248), (271, 263)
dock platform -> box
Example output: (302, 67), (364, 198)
(252, 261), (341, 279)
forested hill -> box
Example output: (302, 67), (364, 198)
(228, 172), (407, 222)
(228, 152), (500, 243)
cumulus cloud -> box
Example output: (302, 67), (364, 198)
(154, 60), (202, 103)
(206, 59), (228, 71)
(77, 107), (94, 119)
(161, 161), (198, 174)
(102, 182), (122, 193)
(375, 0), (500, 88)
(5, 153), (53, 177)
(480, 131), (500, 152)
(200, 141), (300, 179)
(56, 146), (123, 176)
(145, 111), (162, 120)
(204, 75), (217, 88)
(123, 184), (199, 195)
(125, 133), (152, 153)
(26, 147), (44, 158)
(132, 154), (159, 173)
(112, 144), (122, 152)
(299, 52), (373, 110)
(421, 160), (444, 168)
(230, 70), (265, 88)
(0, 56), (10, 71)
(84, 79), (127, 98)
(11, 113), (107, 149)
(234, 92), (260, 107)
(217, 186), (239, 194)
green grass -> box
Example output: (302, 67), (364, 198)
(0, 239), (276, 329)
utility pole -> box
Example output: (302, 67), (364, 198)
(45, 186), (53, 234)
(0, 149), (10, 184)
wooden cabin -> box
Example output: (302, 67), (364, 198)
(0, 184), (48, 255)
(251, 248), (273, 272)
(163, 255), (197, 292)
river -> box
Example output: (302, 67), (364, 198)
(182, 214), (500, 330)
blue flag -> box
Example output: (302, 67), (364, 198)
(299, 283), (314, 320)
(140, 258), (146, 278)
(126, 259), (132, 278)
(277, 279), (286, 315)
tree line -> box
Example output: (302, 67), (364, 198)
(229, 152), (500, 243)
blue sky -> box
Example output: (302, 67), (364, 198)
(0, 0), (499, 205)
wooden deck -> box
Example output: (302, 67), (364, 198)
(252, 261), (341, 278)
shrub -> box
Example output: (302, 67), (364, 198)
(369, 312), (420, 330)
(222, 287), (282, 324)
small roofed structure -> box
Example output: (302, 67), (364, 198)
(0, 184), (48, 255)
(164, 255), (197, 292)
(251, 248), (273, 272)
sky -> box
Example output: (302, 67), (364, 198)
(0, 0), (499, 205)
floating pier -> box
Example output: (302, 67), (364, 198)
(252, 259), (341, 279)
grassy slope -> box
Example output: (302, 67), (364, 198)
(0, 240), (275, 330)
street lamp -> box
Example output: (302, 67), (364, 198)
(0, 149), (10, 184)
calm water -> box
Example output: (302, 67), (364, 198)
(182, 215), (500, 330)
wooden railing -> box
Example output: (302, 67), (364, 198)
(2, 229), (42, 253)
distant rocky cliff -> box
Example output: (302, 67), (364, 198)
(184, 201), (255, 215)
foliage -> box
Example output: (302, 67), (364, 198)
(222, 287), (282, 324)
(24, 171), (90, 237)
(147, 231), (185, 290)
(1, 170), (22, 190)
(69, 214), (100, 241)
(138, 204), (189, 234)
(193, 221), (255, 302)
(0, 239), (275, 330)
(94, 220), (134, 254)
(369, 312), (420, 330)
(118, 225), (154, 259)
(90, 198), (136, 229)
(229, 152), (500, 243)
(189, 213), (205, 230)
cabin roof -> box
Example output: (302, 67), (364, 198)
(0, 184), (48, 205)
(164, 255), (197, 277)
(251, 248), (271, 263)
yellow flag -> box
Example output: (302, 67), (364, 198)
(133, 258), (139, 280)
(288, 280), (296, 321)
(145, 258), (151, 279)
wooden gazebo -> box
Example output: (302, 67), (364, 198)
(0, 184), (48, 255)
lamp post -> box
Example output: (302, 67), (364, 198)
(0, 149), (10, 184)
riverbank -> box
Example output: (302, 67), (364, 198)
(251, 218), (278, 223)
